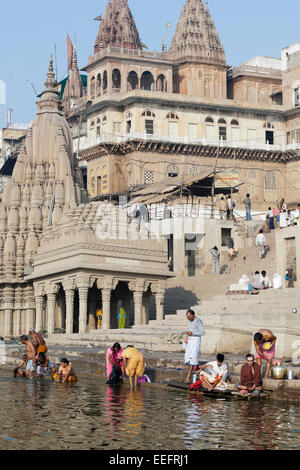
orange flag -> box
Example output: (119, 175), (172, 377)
(67, 34), (73, 70)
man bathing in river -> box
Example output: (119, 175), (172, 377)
(184, 310), (206, 384)
(36, 352), (56, 379)
(19, 335), (36, 378)
(254, 329), (277, 378)
(196, 354), (230, 391)
(13, 354), (28, 378)
(57, 358), (77, 383)
(238, 354), (263, 394)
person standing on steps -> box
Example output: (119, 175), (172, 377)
(256, 229), (266, 259)
(243, 194), (252, 221)
(209, 246), (220, 275)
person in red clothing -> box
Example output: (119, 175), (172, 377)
(238, 354), (263, 394)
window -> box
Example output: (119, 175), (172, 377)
(188, 124), (198, 138)
(168, 121), (179, 137)
(113, 122), (121, 134)
(126, 121), (132, 134)
(96, 119), (101, 138)
(231, 119), (239, 126)
(266, 131), (274, 145)
(218, 118), (226, 125)
(142, 110), (155, 117)
(205, 117), (214, 123)
(144, 171), (154, 184)
(248, 170), (258, 201)
(264, 171), (277, 201)
(166, 113), (179, 120)
(219, 126), (227, 141)
(188, 165), (199, 175)
(294, 88), (299, 107)
(145, 120), (154, 134)
(167, 164), (179, 178)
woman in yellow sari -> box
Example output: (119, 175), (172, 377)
(118, 308), (127, 329)
(121, 345), (145, 389)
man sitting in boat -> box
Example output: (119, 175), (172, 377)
(238, 354), (263, 394)
(196, 354), (229, 391)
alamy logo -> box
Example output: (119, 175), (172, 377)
(0, 80), (6, 105)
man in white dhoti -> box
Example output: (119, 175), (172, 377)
(184, 310), (206, 384)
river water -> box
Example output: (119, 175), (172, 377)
(0, 369), (300, 450)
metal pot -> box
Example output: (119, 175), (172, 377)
(271, 366), (286, 380)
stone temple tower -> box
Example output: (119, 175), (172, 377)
(94, 0), (142, 53)
(169, 0), (227, 99)
(0, 57), (85, 336)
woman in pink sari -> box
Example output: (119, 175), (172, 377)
(106, 343), (124, 383)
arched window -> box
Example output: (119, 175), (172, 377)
(218, 119), (227, 141)
(112, 69), (121, 89)
(156, 74), (167, 92)
(263, 122), (275, 129)
(141, 71), (154, 91)
(125, 112), (132, 119)
(127, 71), (139, 91)
(188, 165), (199, 175)
(142, 110), (156, 117)
(167, 164), (179, 178)
(166, 113), (179, 120)
(103, 71), (108, 92)
(96, 74), (101, 96)
(231, 119), (239, 126)
(90, 120), (95, 129)
(96, 118), (101, 139)
(205, 117), (214, 123)
(90, 77), (95, 98)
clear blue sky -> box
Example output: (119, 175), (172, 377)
(1, 0), (300, 127)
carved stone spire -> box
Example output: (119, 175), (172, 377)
(94, 0), (142, 53)
(62, 48), (86, 109)
(38, 56), (61, 112)
(169, 0), (226, 66)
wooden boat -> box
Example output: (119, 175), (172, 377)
(162, 381), (267, 399)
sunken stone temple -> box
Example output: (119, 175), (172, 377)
(0, 58), (171, 337)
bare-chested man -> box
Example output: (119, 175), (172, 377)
(57, 358), (77, 383)
(20, 335), (36, 378)
(28, 329), (48, 355)
(253, 329), (277, 378)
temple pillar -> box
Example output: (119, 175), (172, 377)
(65, 290), (75, 335)
(151, 282), (166, 322)
(47, 293), (56, 335)
(4, 309), (13, 336)
(101, 288), (112, 330)
(133, 290), (143, 326)
(14, 310), (21, 336)
(128, 280), (150, 327)
(26, 309), (35, 332)
(78, 286), (89, 334)
(35, 295), (44, 332)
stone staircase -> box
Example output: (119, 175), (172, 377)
(47, 228), (290, 355)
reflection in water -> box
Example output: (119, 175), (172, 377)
(0, 371), (300, 450)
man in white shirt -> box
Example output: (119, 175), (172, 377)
(184, 309), (206, 384)
(260, 270), (272, 289)
(196, 354), (229, 391)
(256, 230), (266, 259)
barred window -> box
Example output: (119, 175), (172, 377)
(144, 171), (155, 185)
(145, 120), (154, 134)
(188, 165), (199, 175)
(248, 170), (258, 201)
(167, 164), (179, 178)
(264, 171), (277, 191)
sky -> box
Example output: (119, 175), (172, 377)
(1, 0), (300, 127)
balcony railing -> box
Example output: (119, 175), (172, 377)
(84, 132), (300, 153)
